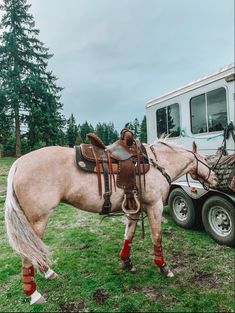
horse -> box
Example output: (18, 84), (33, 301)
(4, 139), (218, 304)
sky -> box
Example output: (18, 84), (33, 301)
(1, 0), (234, 132)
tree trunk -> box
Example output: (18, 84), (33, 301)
(15, 107), (21, 157)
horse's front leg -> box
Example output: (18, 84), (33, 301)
(120, 213), (139, 272)
(147, 202), (174, 277)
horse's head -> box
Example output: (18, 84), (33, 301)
(189, 142), (218, 189)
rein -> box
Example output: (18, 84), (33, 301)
(150, 142), (212, 190)
(149, 145), (172, 185)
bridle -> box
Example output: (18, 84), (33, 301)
(150, 142), (213, 191)
(186, 150), (212, 191)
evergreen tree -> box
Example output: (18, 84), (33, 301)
(140, 115), (147, 143)
(78, 121), (94, 143)
(95, 122), (105, 143)
(0, 90), (11, 145)
(0, 0), (64, 156)
(133, 118), (140, 139)
(66, 114), (78, 147)
(95, 122), (118, 144)
(107, 122), (118, 144)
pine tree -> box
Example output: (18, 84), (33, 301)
(0, 89), (12, 146)
(133, 118), (140, 139)
(95, 122), (118, 145)
(140, 115), (147, 143)
(78, 121), (94, 143)
(66, 114), (78, 147)
(0, 0), (64, 156)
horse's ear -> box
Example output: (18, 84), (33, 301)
(192, 141), (197, 153)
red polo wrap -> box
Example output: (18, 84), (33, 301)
(154, 244), (165, 267)
(22, 265), (36, 296)
(120, 239), (132, 259)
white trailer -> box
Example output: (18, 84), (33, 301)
(146, 63), (235, 246)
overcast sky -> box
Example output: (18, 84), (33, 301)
(1, 0), (234, 132)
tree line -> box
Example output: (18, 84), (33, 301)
(66, 115), (147, 148)
(0, 0), (147, 157)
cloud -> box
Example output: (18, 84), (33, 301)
(3, 0), (235, 130)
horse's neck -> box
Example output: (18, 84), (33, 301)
(157, 149), (193, 182)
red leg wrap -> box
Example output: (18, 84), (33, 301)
(22, 265), (36, 296)
(120, 239), (132, 260)
(154, 244), (165, 267)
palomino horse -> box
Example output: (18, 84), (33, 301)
(4, 140), (218, 304)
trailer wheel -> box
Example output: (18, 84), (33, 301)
(168, 188), (196, 229)
(202, 196), (235, 247)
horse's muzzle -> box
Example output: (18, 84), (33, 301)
(208, 174), (219, 188)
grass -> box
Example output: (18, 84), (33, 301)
(0, 157), (234, 312)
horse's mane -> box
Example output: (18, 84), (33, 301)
(153, 136), (185, 151)
(153, 137), (206, 158)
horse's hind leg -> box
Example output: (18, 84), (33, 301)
(120, 214), (139, 272)
(21, 217), (57, 304)
(22, 257), (46, 305)
(147, 202), (174, 277)
(33, 217), (58, 280)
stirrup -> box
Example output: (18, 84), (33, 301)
(121, 192), (140, 215)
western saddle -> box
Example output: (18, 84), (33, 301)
(75, 127), (150, 215)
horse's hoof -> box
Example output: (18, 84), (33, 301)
(30, 291), (46, 305)
(159, 264), (174, 277)
(45, 268), (58, 280)
(34, 295), (46, 304)
(130, 266), (137, 273)
(120, 258), (136, 272)
(47, 271), (58, 280)
(166, 270), (174, 277)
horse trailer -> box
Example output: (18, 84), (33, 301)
(146, 63), (235, 246)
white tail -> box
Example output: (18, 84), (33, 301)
(4, 161), (50, 267)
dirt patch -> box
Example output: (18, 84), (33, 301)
(131, 286), (178, 307)
(59, 301), (85, 313)
(190, 270), (220, 288)
(79, 243), (89, 250)
(93, 288), (109, 305)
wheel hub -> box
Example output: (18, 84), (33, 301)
(209, 207), (232, 236)
(173, 197), (189, 221)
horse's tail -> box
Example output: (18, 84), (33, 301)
(4, 161), (50, 268)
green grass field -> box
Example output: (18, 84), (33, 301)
(0, 157), (234, 312)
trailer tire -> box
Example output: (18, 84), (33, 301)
(202, 196), (235, 247)
(168, 188), (196, 229)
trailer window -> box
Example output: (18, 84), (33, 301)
(190, 87), (227, 134)
(156, 103), (180, 138)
